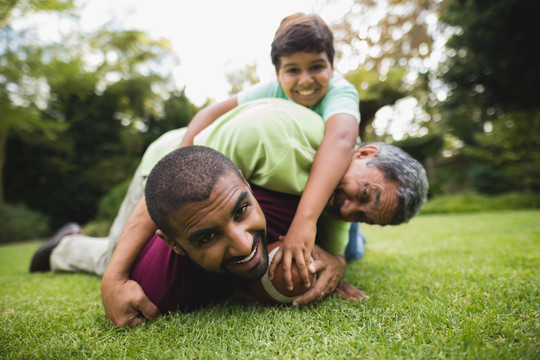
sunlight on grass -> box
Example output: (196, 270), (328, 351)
(1, 211), (539, 359)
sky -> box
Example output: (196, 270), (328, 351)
(75, 0), (354, 106)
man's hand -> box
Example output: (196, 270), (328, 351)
(292, 245), (346, 306)
(101, 277), (161, 328)
(268, 223), (317, 292)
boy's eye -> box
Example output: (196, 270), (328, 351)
(285, 67), (299, 74)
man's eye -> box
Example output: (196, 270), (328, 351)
(362, 188), (369, 200)
(199, 233), (216, 246)
(234, 204), (248, 220)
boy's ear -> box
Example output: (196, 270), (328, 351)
(156, 229), (186, 256)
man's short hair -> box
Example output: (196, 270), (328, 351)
(271, 13), (335, 70)
(365, 142), (429, 225)
(145, 146), (243, 238)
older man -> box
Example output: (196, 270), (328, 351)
(31, 99), (428, 327)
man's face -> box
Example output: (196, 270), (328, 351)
(325, 147), (399, 225)
(276, 51), (333, 107)
(160, 172), (269, 281)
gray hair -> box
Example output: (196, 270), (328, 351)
(364, 142), (429, 225)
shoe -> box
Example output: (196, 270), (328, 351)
(29, 222), (82, 272)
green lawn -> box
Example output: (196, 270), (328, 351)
(1, 210), (539, 359)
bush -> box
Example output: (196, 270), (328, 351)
(82, 179), (131, 237)
(421, 192), (540, 214)
(95, 179), (130, 221)
(0, 203), (49, 244)
(83, 220), (111, 237)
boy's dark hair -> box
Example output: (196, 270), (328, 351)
(271, 13), (335, 70)
(145, 146), (243, 238)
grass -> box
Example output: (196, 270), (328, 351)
(1, 210), (539, 359)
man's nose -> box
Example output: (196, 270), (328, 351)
(225, 226), (253, 257)
(341, 199), (364, 219)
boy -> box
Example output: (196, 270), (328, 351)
(178, 13), (362, 291)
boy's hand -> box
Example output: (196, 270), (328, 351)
(268, 223), (316, 291)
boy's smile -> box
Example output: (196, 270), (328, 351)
(276, 51), (333, 107)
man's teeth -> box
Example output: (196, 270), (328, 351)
(298, 89), (315, 96)
(234, 245), (257, 264)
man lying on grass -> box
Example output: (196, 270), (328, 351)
(30, 99), (428, 327)
(132, 146), (365, 317)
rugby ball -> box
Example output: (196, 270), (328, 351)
(246, 241), (316, 304)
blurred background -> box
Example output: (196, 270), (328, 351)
(1, 0), (539, 243)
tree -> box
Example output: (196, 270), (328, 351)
(440, 0), (539, 115)
(437, 0), (540, 193)
(225, 62), (260, 96)
(345, 67), (408, 140)
(3, 23), (190, 226)
(0, 18), (73, 203)
(0, 0), (75, 30)
(332, 0), (448, 76)
(329, 0), (449, 140)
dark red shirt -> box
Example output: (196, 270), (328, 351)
(131, 184), (300, 313)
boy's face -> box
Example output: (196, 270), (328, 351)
(157, 172), (269, 281)
(276, 51), (333, 107)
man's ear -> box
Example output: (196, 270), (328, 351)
(353, 145), (379, 159)
(242, 177), (252, 192)
(156, 229), (186, 256)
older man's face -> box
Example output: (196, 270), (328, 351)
(325, 146), (399, 225)
(160, 172), (269, 281)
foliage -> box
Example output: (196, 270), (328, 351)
(437, 0), (540, 137)
(392, 132), (444, 163)
(333, 0), (448, 76)
(2, 211), (538, 358)
(0, 0), (75, 30)
(346, 67), (408, 139)
(440, 0), (538, 114)
(468, 111), (540, 192)
(95, 178), (130, 222)
(225, 62), (260, 96)
(421, 192), (540, 214)
(1, 12), (194, 227)
(429, 0), (540, 193)
(0, 203), (48, 244)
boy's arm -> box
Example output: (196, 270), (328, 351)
(269, 113), (358, 291)
(179, 96), (238, 147)
(101, 196), (161, 328)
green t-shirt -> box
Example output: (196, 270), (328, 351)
(237, 73), (361, 123)
(140, 98), (350, 255)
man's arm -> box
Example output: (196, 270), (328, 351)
(100, 196), (161, 327)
